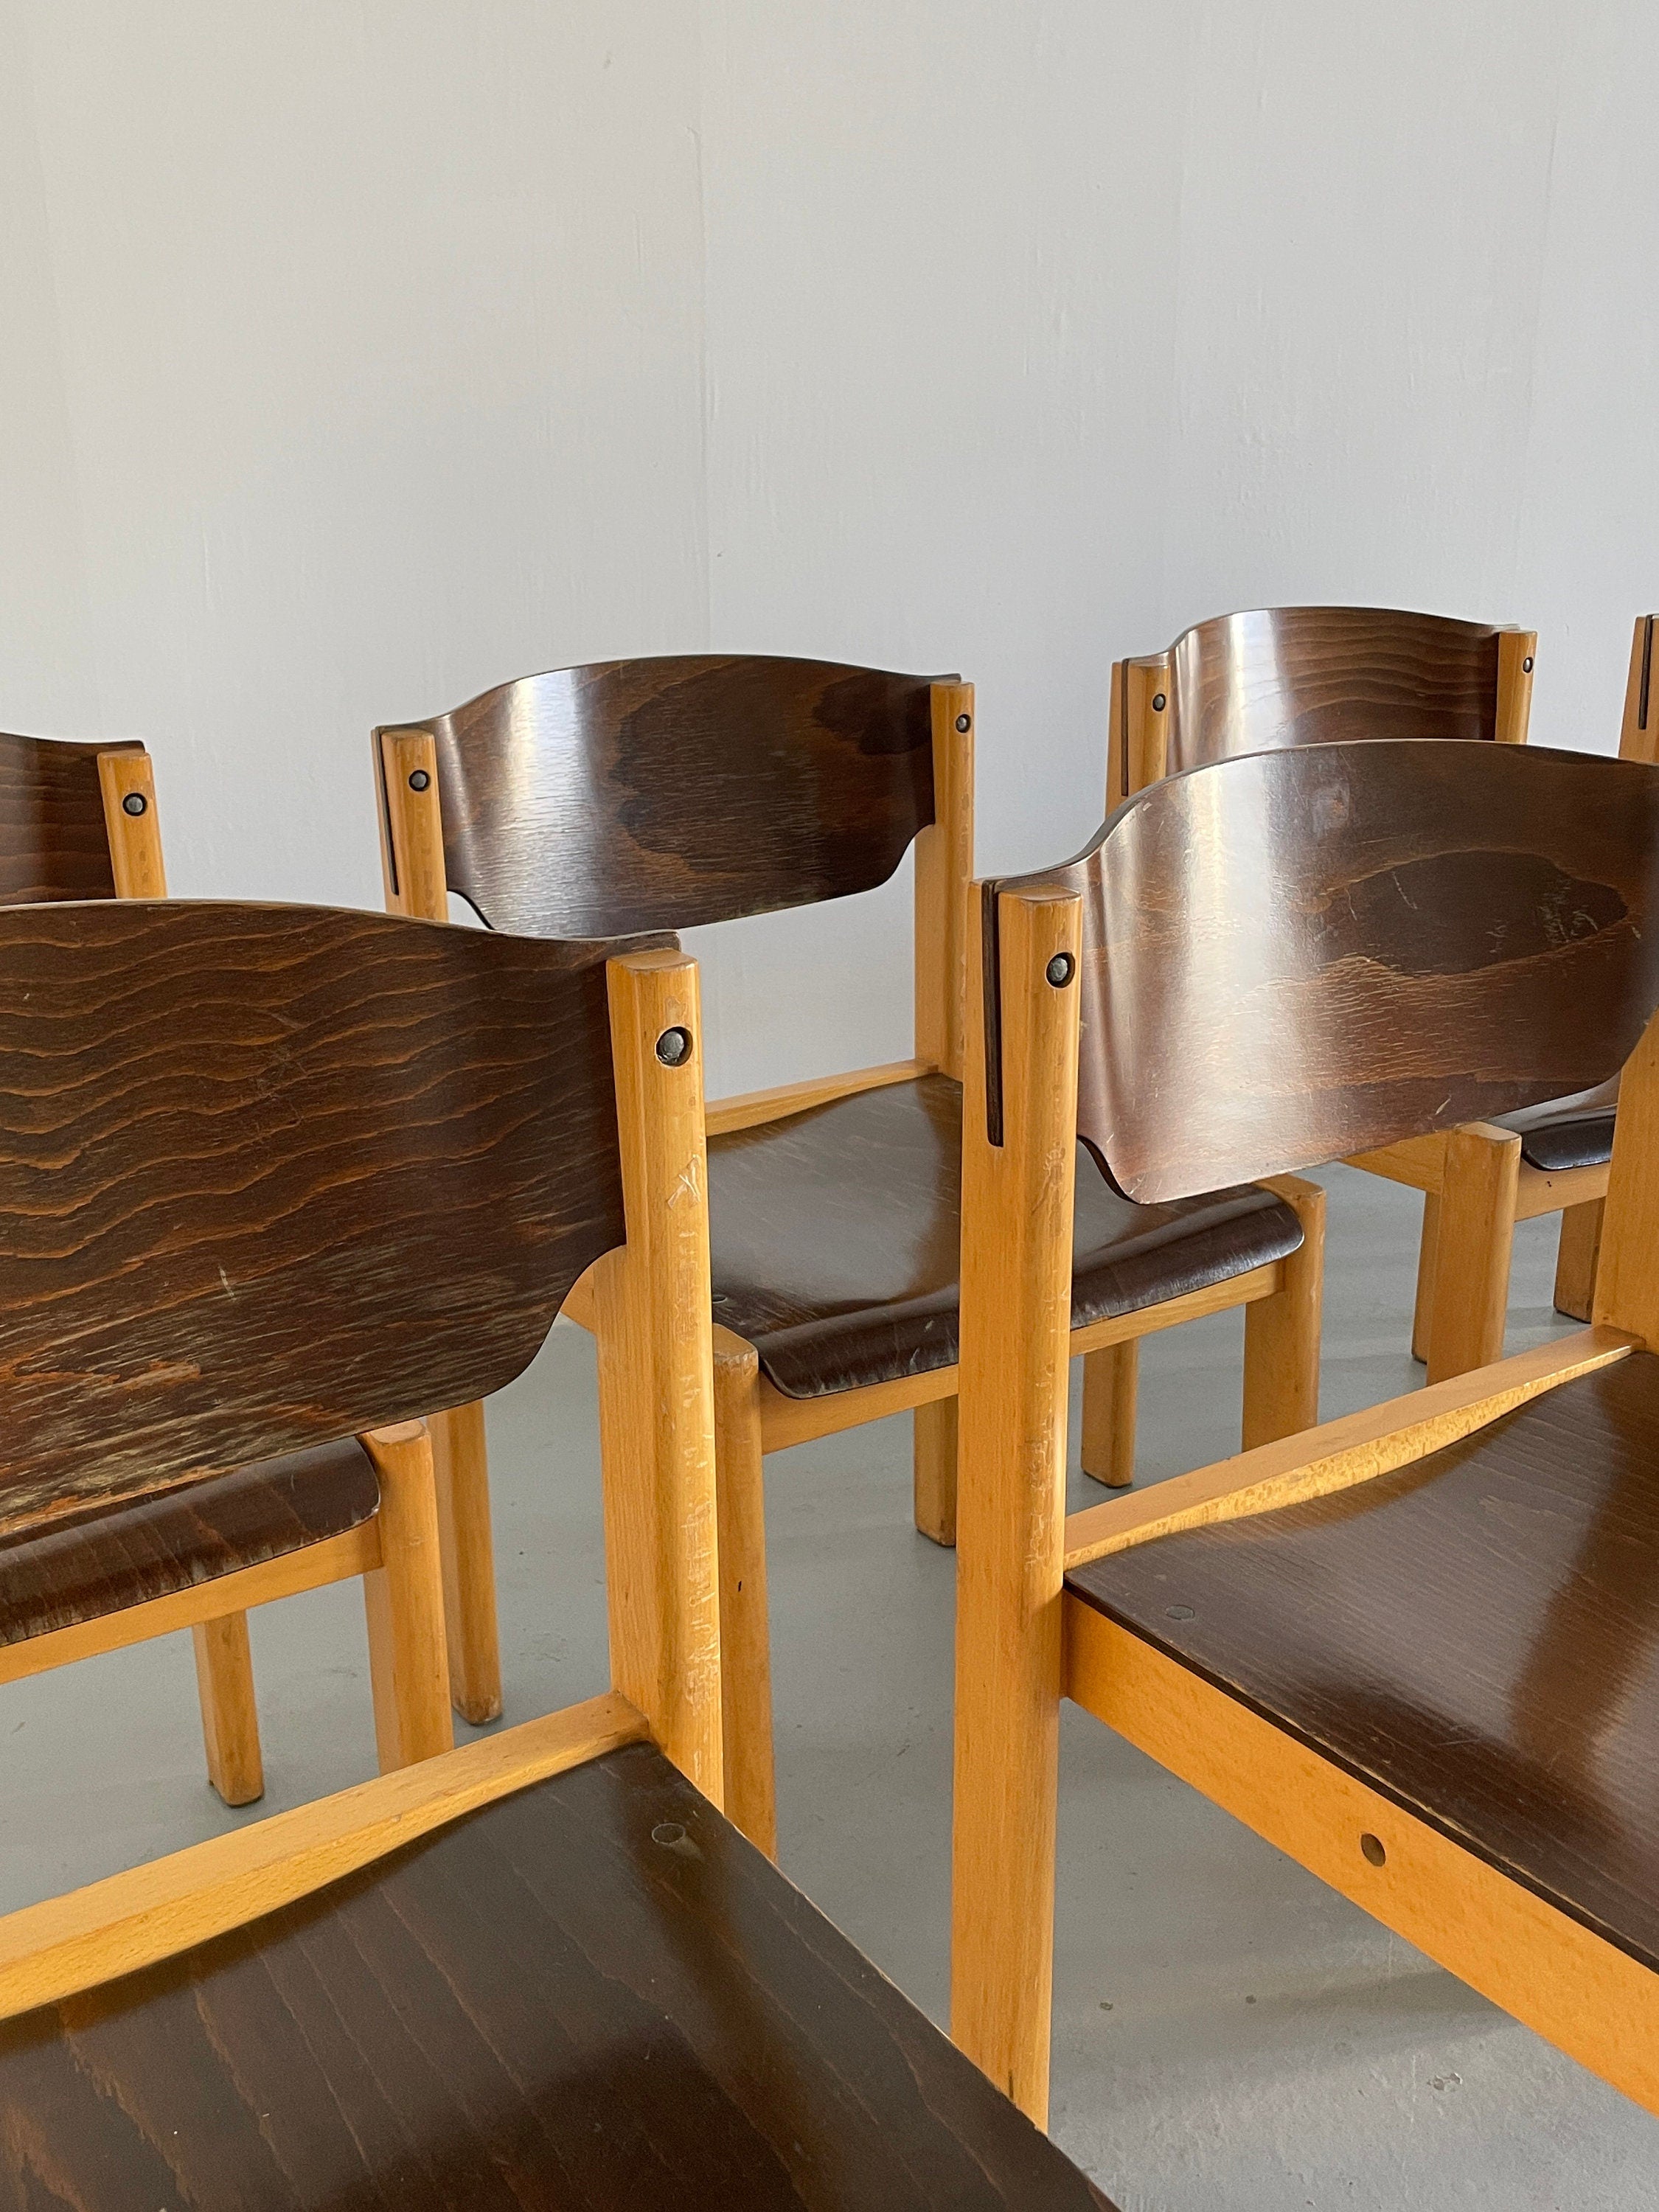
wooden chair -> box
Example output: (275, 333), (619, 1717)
(950, 736), (1659, 2129)
(0, 898), (1110, 2212)
(375, 656), (1324, 1858)
(1101, 604), (1601, 1397)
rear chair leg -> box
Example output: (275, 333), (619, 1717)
(1242, 1176), (1326, 1448)
(713, 1328), (778, 1857)
(362, 1422), (455, 1773)
(192, 1614), (264, 1806)
(1425, 1127), (1520, 1384)
(914, 1397), (959, 1545)
(1554, 1199), (1605, 1323)
(1411, 1192), (1441, 1363)
(1079, 1341), (1138, 1486)
(431, 1399), (502, 1724)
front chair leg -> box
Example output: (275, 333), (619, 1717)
(713, 1328), (779, 1859)
(1554, 1198), (1605, 1323)
(361, 1421), (454, 1773)
(192, 1613), (264, 1806)
(1079, 1340), (1138, 1486)
(1425, 1126), (1521, 1384)
(1242, 1175), (1326, 1448)
(431, 1399), (502, 1725)
(914, 1396), (959, 1545)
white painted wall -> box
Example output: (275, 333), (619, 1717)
(6, 1), (1658, 1095)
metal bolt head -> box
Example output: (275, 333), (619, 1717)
(655, 1025), (692, 1067)
(955, 712), (972, 734)
(1151, 692), (1167, 712)
(1165, 1603), (1195, 1621)
(120, 791), (147, 817)
(1522, 655), (1534, 673)
(652, 1822), (686, 1847)
(1046, 951), (1075, 988)
(407, 768), (431, 792)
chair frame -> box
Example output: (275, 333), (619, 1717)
(1100, 616), (1586, 1397)
(0, 944), (721, 2025)
(953, 802), (1659, 2124)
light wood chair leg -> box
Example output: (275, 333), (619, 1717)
(914, 1396), (959, 1545)
(431, 1399), (502, 1725)
(1411, 1190), (1441, 1364)
(1554, 1198), (1605, 1323)
(1425, 1126), (1522, 1384)
(361, 1422), (454, 1774)
(191, 1614), (264, 1807)
(712, 1327), (778, 1858)
(1242, 1175), (1326, 1448)
(1079, 1340), (1138, 1486)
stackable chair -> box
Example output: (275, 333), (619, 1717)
(0, 731), (452, 1806)
(375, 655), (1324, 1857)
(0, 900), (1107, 2212)
(1102, 603), (1584, 1395)
(951, 737), (1659, 2132)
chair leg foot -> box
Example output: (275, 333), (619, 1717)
(1079, 1341), (1138, 1486)
(192, 1614), (264, 1806)
(713, 1329), (779, 1858)
(1554, 1199), (1605, 1323)
(914, 1397), (959, 1545)
(1411, 1192), (1441, 1364)
(431, 1400), (502, 1725)
(363, 1422), (455, 1774)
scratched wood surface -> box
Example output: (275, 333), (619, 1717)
(0, 732), (143, 905)
(0, 902), (625, 1540)
(378, 655), (942, 936)
(989, 742), (1659, 1204)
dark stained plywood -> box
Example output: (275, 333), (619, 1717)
(0, 731), (133, 905)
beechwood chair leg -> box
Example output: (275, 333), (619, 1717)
(1242, 1176), (1326, 1448)
(1079, 1341), (1138, 1486)
(1425, 1126), (1521, 1385)
(191, 1614), (264, 1806)
(431, 1400), (502, 1724)
(1554, 1198), (1605, 1323)
(361, 1422), (454, 1774)
(914, 1397), (959, 1545)
(1411, 1192), (1441, 1363)
(712, 1328), (778, 1858)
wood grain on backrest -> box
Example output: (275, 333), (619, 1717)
(377, 656), (942, 936)
(0, 734), (145, 904)
(989, 742), (1659, 1203)
(0, 902), (627, 1540)
(1164, 607), (1506, 773)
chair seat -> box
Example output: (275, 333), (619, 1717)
(1066, 1351), (1659, 1970)
(1495, 1077), (1618, 1173)
(708, 1074), (1301, 1398)
(0, 1439), (378, 1647)
(0, 1742), (1113, 2210)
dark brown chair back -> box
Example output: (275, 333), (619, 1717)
(987, 742), (1659, 1202)
(0, 732), (147, 904)
(376, 655), (942, 936)
(1164, 607), (1508, 773)
(0, 902), (626, 1539)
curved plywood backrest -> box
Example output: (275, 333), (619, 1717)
(989, 742), (1659, 1203)
(0, 732), (142, 904)
(0, 902), (625, 1539)
(378, 655), (942, 936)
(1163, 607), (1507, 773)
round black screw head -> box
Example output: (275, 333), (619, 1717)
(120, 791), (147, 817)
(407, 768), (431, 792)
(652, 1822), (686, 1847)
(655, 1025), (692, 1067)
(1522, 655), (1534, 672)
(1046, 952), (1075, 988)
(1151, 692), (1166, 712)
(1360, 1832), (1387, 1867)
(955, 712), (972, 733)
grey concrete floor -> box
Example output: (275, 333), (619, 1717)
(5, 1164), (1655, 2205)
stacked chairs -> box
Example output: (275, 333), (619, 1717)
(950, 737), (1659, 2131)
(0, 734), (451, 1804)
(0, 898), (1107, 2212)
(375, 655), (1324, 1857)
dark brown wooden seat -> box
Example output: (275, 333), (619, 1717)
(0, 1741), (1112, 2211)
(709, 1073), (1301, 1398)
(0, 1441), (377, 1649)
(1068, 1350), (1659, 1972)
